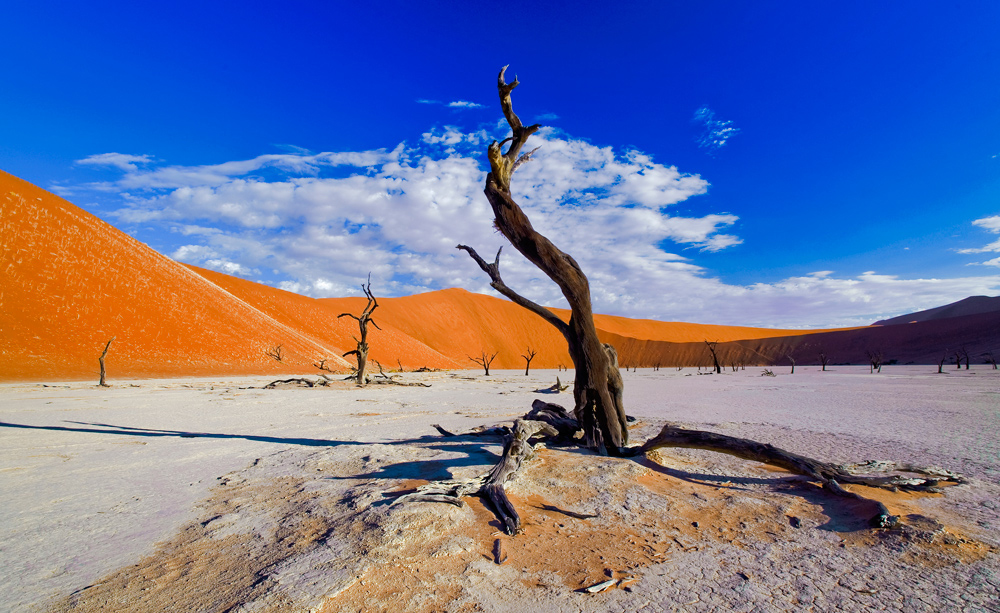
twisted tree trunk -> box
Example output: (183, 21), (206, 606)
(339, 275), (380, 386)
(459, 66), (626, 454)
(98, 337), (115, 387)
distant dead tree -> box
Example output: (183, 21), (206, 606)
(787, 354), (796, 375)
(97, 337), (115, 387)
(521, 347), (537, 375)
(985, 351), (998, 370)
(866, 349), (884, 374)
(954, 350), (963, 370)
(938, 351), (948, 374)
(397, 358), (404, 372)
(469, 350), (499, 376)
(704, 340), (722, 374)
(819, 352), (829, 372)
(338, 275), (380, 386)
(960, 346), (971, 370)
(313, 358), (334, 372)
(266, 344), (285, 362)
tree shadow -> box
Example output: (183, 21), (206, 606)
(0, 420), (368, 448)
(637, 455), (881, 533)
(1, 419), (505, 492)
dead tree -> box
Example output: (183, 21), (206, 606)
(938, 352), (948, 374)
(338, 275), (380, 386)
(787, 354), (796, 375)
(985, 351), (998, 370)
(266, 344), (284, 362)
(521, 347), (537, 375)
(866, 349), (884, 374)
(404, 66), (965, 535)
(458, 66), (626, 454)
(960, 346), (971, 370)
(313, 358), (334, 372)
(954, 350), (963, 370)
(704, 340), (722, 374)
(469, 350), (499, 376)
(819, 352), (829, 371)
(98, 337), (115, 387)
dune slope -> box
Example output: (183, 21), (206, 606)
(0, 170), (347, 381)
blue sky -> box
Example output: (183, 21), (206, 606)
(3, 1), (999, 328)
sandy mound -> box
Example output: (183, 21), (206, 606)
(0, 171), (350, 380)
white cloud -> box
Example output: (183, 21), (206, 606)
(76, 153), (155, 172)
(693, 106), (740, 153)
(447, 100), (485, 108)
(71, 128), (1000, 328)
(959, 215), (1000, 260)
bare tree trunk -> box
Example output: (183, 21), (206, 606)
(787, 354), (796, 375)
(704, 341), (722, 374)
(819, 352), (829, 371)
(458, 67), (627, 454)
(521, 347), (537, 376)
(98, 337), (115, 387)
(470, 350), (498, 376)
(339, 274), (380, 386)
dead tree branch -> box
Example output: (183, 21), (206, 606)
(521, 347), (537, 376)
(631, 423), (965, 528)
(338, 274), (380, 386)
(457, 66), (626, 454)
(266, 344), (284, 362)
(704, 341), (722, 374)
(98, 337), (115, 387)
(469, 350), (499, 376)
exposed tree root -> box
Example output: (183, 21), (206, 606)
(400, 402), (966, 534)
(631, 423), (966, 528)
(394, 418), (558, 535)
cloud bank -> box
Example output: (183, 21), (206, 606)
(71, 126), (1000, 328)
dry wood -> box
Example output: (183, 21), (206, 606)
(534, 376), (568, 393)
(339, 274), (380, 386)
(521, 347), (537, 376)
(265, 344), (284, 362)
(458, 66), (627, 454)
(468, 350), (499, 376)
(394, 419), (558, 534)
(631, 423), (965, 528)
(98, 336), (115, 387)
(704, 341), (722, 374)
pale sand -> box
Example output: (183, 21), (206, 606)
(1, 367), (998, 612)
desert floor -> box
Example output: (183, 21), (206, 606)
(1, 366), (999, 612)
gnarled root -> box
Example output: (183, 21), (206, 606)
(631, 423), (966, 528)
(394, 419), (558, 534)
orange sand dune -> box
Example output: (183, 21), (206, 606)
(0, 170), (348, 381)
(187, 266), (462, 371)
(325, 289), (855, 370)
(324, 288), (574, 371)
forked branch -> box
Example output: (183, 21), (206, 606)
(456, 245), (568, 335)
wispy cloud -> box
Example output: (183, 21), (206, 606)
(68, 126), (999, 328)
(960, 215), (1000, 264)
(416, 99), (485, 109)
(76, 153), (155, 172)
(693, 106), (740, 154)
(447, 100), (484, 109)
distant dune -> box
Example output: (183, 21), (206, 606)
(3, 169), (998, 382)
(872, 295), (1000, 326)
